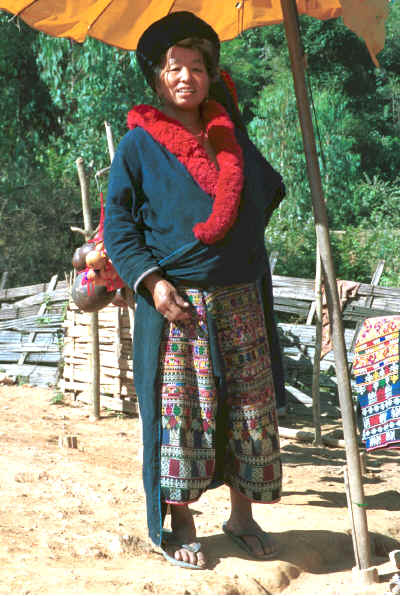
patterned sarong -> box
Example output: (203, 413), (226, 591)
(353, 316), (400, 451)
(158, 282), (282, 504)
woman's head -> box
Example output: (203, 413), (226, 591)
(136, 12), (220, 90)
(155, 36), (218, 86)
(154, 40), (216, 112)
(136, 11), (246, 129)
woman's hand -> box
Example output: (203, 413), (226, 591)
(142, 273), (192, 322)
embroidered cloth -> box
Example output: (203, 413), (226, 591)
(353, 316), (400, 451)
(159, 282), (282, 504)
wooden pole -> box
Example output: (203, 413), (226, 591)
(280, 0), (372, 573)
(76, 157), (92, 238)
(104, 121), (115, 162)
(0, 272), (8, 291)
(90, 310), (100, 418)
(311, 243), (322, 445)
(75, 157), (100, 419)
(343, 465), (361, 568)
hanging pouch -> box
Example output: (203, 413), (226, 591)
(71, 192), (125, 312)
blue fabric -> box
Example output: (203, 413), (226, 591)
(104, 116), (286, 546)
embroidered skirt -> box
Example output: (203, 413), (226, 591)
(158, 281), (282, 505)
(353, 315), (400, 451)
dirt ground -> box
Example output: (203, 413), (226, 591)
(0, 384), (399, 596)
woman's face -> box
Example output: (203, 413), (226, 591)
(156, 45), (210, 113)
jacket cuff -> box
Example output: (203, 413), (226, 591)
(133, 267), (162, 293)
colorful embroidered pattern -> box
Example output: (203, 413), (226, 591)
(353, 316), (400, 451)
(159, 282), (282, 504)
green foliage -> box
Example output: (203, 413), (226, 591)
(0, 175), (82, 287)
(333, 174), (400, 287)
(267, 173), (400, 286)
(265, 218), (318, 279)
(34, 35), (153, 178)
(0, 16), (59, 191)
(249, 70), (362, 228)
(220, 28), (281, 122)
(250, 4), (400, 284)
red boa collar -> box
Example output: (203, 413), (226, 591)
(126, 101), (244, 244)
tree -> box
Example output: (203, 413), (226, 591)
(249, 70), (362, 227)
(34, 35), (154, 181)
(0, 15), (61, 181)
(0, 17), (80, 286)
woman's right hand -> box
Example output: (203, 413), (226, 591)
(142, 273), (192, 322)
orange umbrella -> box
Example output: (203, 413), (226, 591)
(2, 0), (388, 66)
(1, 0), (390, 581)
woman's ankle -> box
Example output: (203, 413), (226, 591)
(170, 504), (196, 536)
(228, 487), (254, 525)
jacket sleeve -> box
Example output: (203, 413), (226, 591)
(104, 133), (160, 292)
(265, 183), (285, 226)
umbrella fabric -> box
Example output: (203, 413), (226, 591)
(2, 0), (388, 65)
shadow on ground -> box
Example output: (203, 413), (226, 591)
(199, 528), (399, 573)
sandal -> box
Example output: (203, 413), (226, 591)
(222, 522), (278, 560)
(160, 535), (206, 570)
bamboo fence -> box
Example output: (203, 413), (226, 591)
(59, 297), (137, 414)
(0, 275), (68, 386)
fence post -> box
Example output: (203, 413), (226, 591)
(75, 157), (100, 419)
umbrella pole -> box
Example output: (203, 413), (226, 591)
(280, 0), (372, 574)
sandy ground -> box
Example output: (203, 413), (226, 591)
(0, 384), (399, 595)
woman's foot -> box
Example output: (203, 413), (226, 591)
(167, 504), (206, 568)
(224, 488), (278, 559)
(222, 518), (278, 559)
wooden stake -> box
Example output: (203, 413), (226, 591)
(75, 157), (100, 419)
(105, 121), (115, 162)
(75, 157), (92, 238)
(58, 435), (78, 449)
(91, 311), (100, 418)
(280, 0), (372, 573)
(312, 243), (322, 445)
(0, 272), (8, 291)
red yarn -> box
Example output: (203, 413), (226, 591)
(126, 100), (244, 244)
(220, 69), (239, 107)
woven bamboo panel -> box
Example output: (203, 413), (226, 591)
(60, 299), (137, 410)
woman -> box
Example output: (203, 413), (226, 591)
(104, 11), (286, 570)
